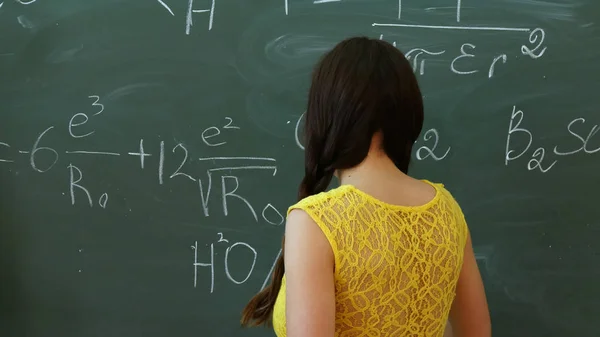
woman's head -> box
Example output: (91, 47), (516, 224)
(241, 36), (424, 327)
(299, 36), (424, 199)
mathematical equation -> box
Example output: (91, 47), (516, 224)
(293, 112), (452, 162)
(192, 233), (281, 293)
(3, 95), (595, 218)
(505, 105), (600, 173)
(379, 28), (546, 78)
(4, 0), (548, 79)
(294, 105), (600, 175)
(164, 0), (548, 80)
(3, 1), (591, 296)
(0, 96), (287, 227)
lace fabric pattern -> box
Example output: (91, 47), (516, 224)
(273, 181), (469, 337)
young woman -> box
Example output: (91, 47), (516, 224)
(241, 36), (491, 337)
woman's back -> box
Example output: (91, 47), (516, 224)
(273, 180), (469, 337)
(241, 36), (490, 337)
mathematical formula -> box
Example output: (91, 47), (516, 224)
(293, 112), (452, 162)
(192, 232), (282, 294)
(193, 233), (255, 293)
(0, 96), (286, 227)
(380, 28), (546, 78)
(2, 97), (596, 219)
(3, 0), (592, 297)
(3, 0), (548, 80)
(505, 105), (600, 173)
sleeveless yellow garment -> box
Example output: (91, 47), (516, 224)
(272, 181), (469, 337)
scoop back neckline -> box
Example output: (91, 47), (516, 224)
(337, 179), (441, 211)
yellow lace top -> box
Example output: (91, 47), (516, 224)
(272, 181), (469, 337)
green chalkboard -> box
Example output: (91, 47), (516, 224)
(1, 1), (599, 336)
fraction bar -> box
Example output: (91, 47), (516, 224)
(372, 23), (531, 32)
(198, 157), (276, 161)
(65, 151), (121, 156)
(208, 166), (278, 176)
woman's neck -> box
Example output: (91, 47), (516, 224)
(337, 149), (408, 187)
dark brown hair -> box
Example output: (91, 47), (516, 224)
(241, 36), (424, 326)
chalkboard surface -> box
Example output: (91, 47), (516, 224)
(1, 1), (599, 336)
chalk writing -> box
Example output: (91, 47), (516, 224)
(198, 156), (276, 162)
(373, 22), (531, 32)
(99, 193), (109, 208)
(69, 114), (93, 138)
(201, 117), (241, 146)
(202, 127), (225, 146)
(397, 0), (401, 19)
(88, 95), (104, 116)
(378, 35), (541, 78)
(405, 48), (446, 75)
(397, 0), (462, 21)
(198, 170), (283, 219)
(295, 114), (451, 161)
(295, 112), (305, 150)
(193, 233), (257, 293)
(505, 106), (532, 165)
(65, 151), (120, 156)
(67, 95), (106, 139)
(196, 167), (283, 225)
(285, 0), (350, 15)
(375, 7), (546, 77)
(416, 129), (451, 161)
(0, 142), (13, 163)
(198, 172), (212, 216)
(157, 0), (175, 16)
(553, 118), (600, 156)
(201, 156), (278, 176)
(223, 117), (240, 130)
(68, 164), (109, 208)
(193, 240), (215, 292)
(159, 140), (165, 184)
(528, 147), (556, 173)
(117, 119), (244, 185)
(225, 241), (257, 284)
(210, 165), (278, 175)
(521, 28), (547, 59)
(262, 203), (284, 226)
(170, 143), (195, 181)
(155, 0), (215, 33)
(128, 139), (152, 169)
(222, 175), (258, 221)
(186, 0), (215, 34)
(30, 126), (58, 173)
(451, 43), (478, 75)
(0, 90), (277, 218)
(489, 54), (507, 78)
(3, 4), (589, 325)
(505, 106), (558, 173)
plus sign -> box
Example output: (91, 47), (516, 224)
(128, 139), (152, 169)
